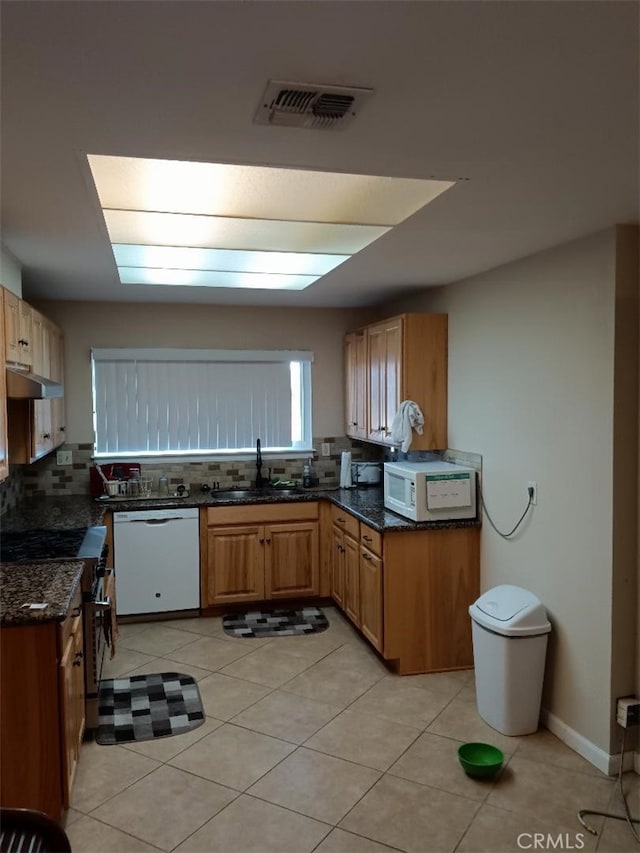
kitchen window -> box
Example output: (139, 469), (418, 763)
(91, 348), (313, 458)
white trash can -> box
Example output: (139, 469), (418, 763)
(469, 584), (551, 736)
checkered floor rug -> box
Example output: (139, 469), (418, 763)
(223, 607), (329, 638)
(96, 672), (205, 745)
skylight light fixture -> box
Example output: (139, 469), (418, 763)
(87, 155), (455, 291)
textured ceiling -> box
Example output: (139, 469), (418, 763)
(1, 0), (638, 307)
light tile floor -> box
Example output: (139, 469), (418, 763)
(64, 607), (638, 853)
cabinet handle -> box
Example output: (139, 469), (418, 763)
(18, 338), (28, 346)
(363, 535), (372, 542)
(337, 517), (345, 524)
(265, 538), (271, 544)
(60, 426), (66, 432)
(362, 552), (372, 561)
(70, 605), (81, 617)
(259, 538), (264, 544)
(43, 433), (51, 439)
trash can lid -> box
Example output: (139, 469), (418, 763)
(469, 584), (551, 636)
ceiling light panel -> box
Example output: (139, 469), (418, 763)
(112, 244), (349, 275)
(88, 153), (456, 292)
(118, 267), (318, 290)
(89, 155), (454, 225)
(104, 210), (389, 254)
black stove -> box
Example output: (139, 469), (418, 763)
(0, 526), (107, 566)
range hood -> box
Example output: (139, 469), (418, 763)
(6, 366), (63, 399)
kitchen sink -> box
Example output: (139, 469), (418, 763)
(212, 487), (304, 499)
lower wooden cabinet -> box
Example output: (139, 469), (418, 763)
(0, 587), (85, 818)
(266, 521), (319, 599)
(202, 502), (320, 607)
(330, 510), (381, 648)
(59, 613), (85, 806)
(359, 544), (383, 653)
(329, 505), (480, 674)
(207, 524), (265, 603)
(330, 526), (345, 608)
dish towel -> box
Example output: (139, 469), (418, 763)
(390, 400), (425, 452)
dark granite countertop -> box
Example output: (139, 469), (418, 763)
(0, 560), (85, 626)
(0, 488), (479, 625)
(95, 486), (480, 533)
(2, 495), (107, 532)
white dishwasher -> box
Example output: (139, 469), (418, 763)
(113, 506), (200, 615)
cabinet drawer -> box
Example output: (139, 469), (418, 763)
(330, 505), (359, 539)
(360, 524), (382, 557)
(207, 502), (318, 526)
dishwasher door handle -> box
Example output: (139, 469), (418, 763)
(127, 517), (184, 525)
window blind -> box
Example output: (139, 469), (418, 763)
(92, 349), (312, 456)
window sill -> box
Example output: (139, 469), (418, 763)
(92, 450), (316, 464)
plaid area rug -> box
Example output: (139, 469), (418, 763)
(96, 672), (205, 745)
(223, 607), (329, 638)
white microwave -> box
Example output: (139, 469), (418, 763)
(383, 460), (477, 522)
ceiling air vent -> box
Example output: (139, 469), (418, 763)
(254, 80), (373, 130)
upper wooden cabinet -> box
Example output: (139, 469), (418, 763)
(344, 330), (367, 440)
(30, 308), (51, 376)
(3, 288), (66, 465)
(345, 313), (448, 451)
(366, 316), (402, 445)
(3, 289), (32, 367)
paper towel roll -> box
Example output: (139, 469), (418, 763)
(340, 451), (352, 488)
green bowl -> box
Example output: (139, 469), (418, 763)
(457, 742), (504, 778)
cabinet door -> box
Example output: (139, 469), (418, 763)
(59, 617), (84, 809)
(31, 309), (50, 376)
(367, 323), (386, 442)
(330, 526), (345, 608)
(343, 533), (360, 625)
(382, 318), (403, 446)
(18, 300), (32, 367)
(32, 400), (54, 460)
(345, 331), (367, 440)
(59, 634), (75, 808)
(206, 525), (265, 604)
(266, 521), (319, 599)
(51, 324), (65, 447)
(360, 547), (383, 652)
(3, 288), (20, 362)
(49, 323), (66, 447)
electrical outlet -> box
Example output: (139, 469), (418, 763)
(527, 481), (538, 505)
(56, 450), (72, 466)
(321, 442), (331, 457)
(617, 696), (640, 728)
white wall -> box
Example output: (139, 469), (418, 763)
(382, 228), (630, 763)
(1, 245), (22, 295)
(36, 301), (374, 445)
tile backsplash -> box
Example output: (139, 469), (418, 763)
(7, 438), (384, 503)
(1, 439), (480, 510)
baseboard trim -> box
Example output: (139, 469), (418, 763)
(541, 708), (635, 776)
